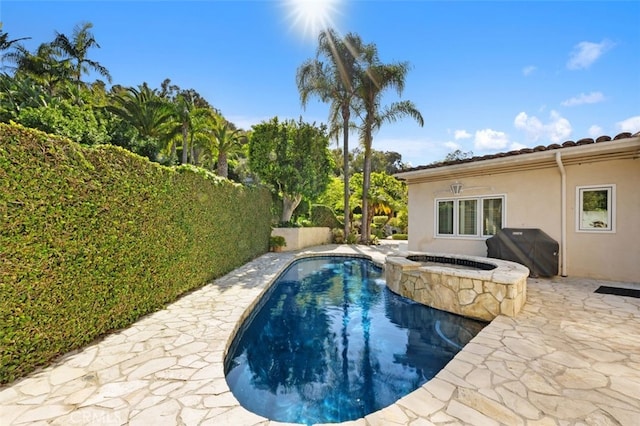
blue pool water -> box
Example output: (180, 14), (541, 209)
(224, 256), (486, 424)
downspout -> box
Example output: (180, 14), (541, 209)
(555, 152), (568, 277)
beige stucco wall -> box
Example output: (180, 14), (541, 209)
(271, 227), (332, 251)
(407, 167), (562, 257)
(406, 156), (639, 283)
(564, 159), (639, 282)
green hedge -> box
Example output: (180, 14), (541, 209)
(310, 204), (342, 228)
(0, 123), (271, 384)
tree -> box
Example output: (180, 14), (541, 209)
(155, 82), (217, 165)
(5, 42), (71, 97)
(52, 21), (112, 89)
(442, 149), (473, 162)
(171, 92), (210, 165)
(0, 26), (30, 66)
(0, 73), (50, 122)
(351, 148), (406, 174)
(350, 172), (406, 223)
(297, 29), (366, 239)
(210, 117), (245, 178)
(249, 117), (333, 223)
(105, 84), (174, 159)
(354, 45), (423, 243)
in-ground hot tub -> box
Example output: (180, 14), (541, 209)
(385, 252), (530, 321)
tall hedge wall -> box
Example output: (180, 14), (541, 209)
(0, 123), (271, 384)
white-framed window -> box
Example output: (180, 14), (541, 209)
(576, 185), (615, 232)
(436, 195), (505, 237)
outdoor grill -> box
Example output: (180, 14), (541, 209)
(486, 228), (559, 277)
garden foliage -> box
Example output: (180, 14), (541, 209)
(0, 123), (271, 384)
(310, 204), (342, 229)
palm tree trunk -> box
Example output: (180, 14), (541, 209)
(181, 120), (188, 164)
(361, 132), (373, 244)
(170, 141), (176, 163)
(217, 151), (228, 178)
(342, 106), (350, 239)
(190, 135), (196, 165)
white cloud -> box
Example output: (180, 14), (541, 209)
(444, 141), (460, 151)
(454, 130), (471, 140)
(561, 91), (605, 107)
(547, 111), (572, 143)
(567, 40), (613, 70)
(588, 125), (603, 138)
(514, 112), (544, 138)
(616, 116), (640, 133)
(514, 110), (572, 143)
(522, 65), (537, 76)
(474, 129), (510, 151)
(509, 141), (527, 151)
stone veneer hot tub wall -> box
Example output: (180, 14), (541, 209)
(385, 252), (530, 321)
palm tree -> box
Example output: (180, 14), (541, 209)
(106, 85), (175, 157)
(354, 47), (424, 243)
(4, 42), (71, 97)
(210, 117), (245, 178)
(168, 92), (215, 165)
(52, 22), (111, 89)
(0, 27), (30, 67)
(297, 29), (367, 238)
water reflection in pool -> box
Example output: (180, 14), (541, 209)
(224, 256), (486, 424)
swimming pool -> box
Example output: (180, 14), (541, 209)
(224, 256), (486, 424)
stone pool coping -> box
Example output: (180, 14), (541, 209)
(386, 252), (530, 321)
(1, 243), (639, 425)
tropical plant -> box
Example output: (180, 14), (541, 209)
(354, 46), (423, 243)
(169, 92), (215, 165)
(350, 172), (407, 231)
(249, 117), (333, 223)
(15, 97), (108, 145)
(105, 84), (175, 160)
(210, 117), (245, 178)
(4, 42), (72, 97)
(0, 73), (51, 121)
(269, 235), (287, 251)
(297, 29), (367, 239)
(51, 21), (112, 89)
(0, 25), (30, 65)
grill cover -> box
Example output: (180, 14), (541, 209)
(486, 228), (559, 277)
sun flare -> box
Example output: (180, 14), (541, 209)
(284, 0), (341, 40)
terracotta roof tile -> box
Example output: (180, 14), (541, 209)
(400, 131), (640, 173)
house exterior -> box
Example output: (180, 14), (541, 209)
(395, 132), (640, 283)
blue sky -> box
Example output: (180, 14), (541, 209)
(2, 1), (639, 166)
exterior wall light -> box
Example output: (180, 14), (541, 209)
(450, 182), (463, 195)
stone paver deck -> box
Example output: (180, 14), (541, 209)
(1, 244), (639, 425)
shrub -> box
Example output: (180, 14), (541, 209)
(392, 234), (408, 240)
(0, 123), (271, 384)
(269, 235), (287, 249)
(371, 224), (385, 239)
(331, 228), (344, 244)
(395, 211), (408, 233)
(310, 204), (342, 228)
(373, 215), (388, 227)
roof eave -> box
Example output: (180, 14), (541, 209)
(395, 135), (640, 183)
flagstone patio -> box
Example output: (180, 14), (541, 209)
(1, 243), (639, 425)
